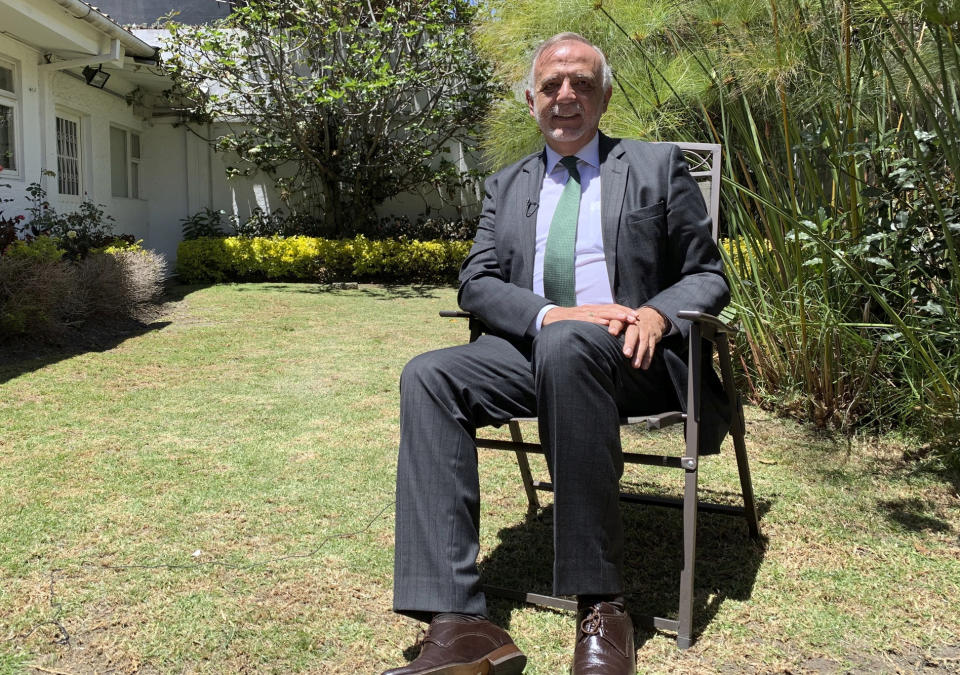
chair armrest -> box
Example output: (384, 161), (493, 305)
(439, 310), (473, 319)
(676, 310), (737, 335)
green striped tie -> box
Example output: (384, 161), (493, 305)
(543, 156), (581, 307)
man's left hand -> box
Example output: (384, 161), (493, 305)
(610, 306), (668, 370)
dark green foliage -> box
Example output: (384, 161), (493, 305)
(233, 207), (291, 238)
(0, 181), (132, 261)
(181, 207), (230, 240)
(19, 183), (123, 261)
(0, 181), (23, 254)
(355, 214), (477, 241)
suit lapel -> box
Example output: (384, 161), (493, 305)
(600, 134), (627, 295)
(519, 151), (546, 288)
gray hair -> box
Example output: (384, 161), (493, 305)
(525, 33), (613, 94)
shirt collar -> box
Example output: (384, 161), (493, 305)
(545, 132), (601, 175)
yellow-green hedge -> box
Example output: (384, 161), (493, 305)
(175, 235), (473, 284)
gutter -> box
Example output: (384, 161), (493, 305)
(47, 0), (159, 60)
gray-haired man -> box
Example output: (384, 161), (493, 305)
(384, 32), (729, 675)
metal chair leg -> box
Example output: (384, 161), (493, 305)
(676, 460), (699, 650)
(717, 334), (761, 539)
(676, 323), (703, 649)
(508, 420), (540, 515)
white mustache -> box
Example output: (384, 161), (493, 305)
(550, 104), (583, 116)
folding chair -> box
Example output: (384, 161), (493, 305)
(440, 142), (760, 649)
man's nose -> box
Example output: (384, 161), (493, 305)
(557, 78), (576, 101)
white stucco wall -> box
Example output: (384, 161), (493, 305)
(2, 34), (154, 250)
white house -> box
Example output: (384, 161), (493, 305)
(0, 0), (476, 265)
(0, 0), (294, 264)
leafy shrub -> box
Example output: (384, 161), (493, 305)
(93, 238), (146, 255)
(181, 207), (232, 240)
(21, 182), (120, 260)
(176, 235), (471, 284)
(4, 236), (64, 263)
(232, 207), (309, 238)
(356, 215), (478, 241)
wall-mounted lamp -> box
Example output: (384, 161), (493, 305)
(82, 65), (110, 89)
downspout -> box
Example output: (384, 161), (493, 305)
(208, 123), (214, 216)
(184, 127), (191, 222)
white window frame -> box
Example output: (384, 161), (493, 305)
(110, 126), (142, 199)
(55, 112), (83, 200)
(0, 56), (21, 178)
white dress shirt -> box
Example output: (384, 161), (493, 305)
(533, 133), (614, 330)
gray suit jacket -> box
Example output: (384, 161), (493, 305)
(458, 133), (731, 452)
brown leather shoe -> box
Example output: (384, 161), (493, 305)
(382, 614), (526, 675)
(570, 602), (636, 675)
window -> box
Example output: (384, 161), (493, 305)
(56, 115), (82, 196)
(0, 59), (18, 174)
(110, 126), (141, 198)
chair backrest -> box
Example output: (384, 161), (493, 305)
(673, 142), (721, 243)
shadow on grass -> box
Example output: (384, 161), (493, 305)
(230, 282), (454, 300)
(479, 495), (770, 649)
(0, 283), (195, 384)
(877, 497), (953, 533)
(362, 284), (453, 300)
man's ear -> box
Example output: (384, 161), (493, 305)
(526, 90), (536, 118)
(602, 86), (612, 113)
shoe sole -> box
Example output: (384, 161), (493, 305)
(416, 645), (527, 674)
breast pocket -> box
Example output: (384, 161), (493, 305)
(620, 200), (667, 289)
(624, 201), (666, 225)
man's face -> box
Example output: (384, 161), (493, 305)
(526, 40), (612, 155)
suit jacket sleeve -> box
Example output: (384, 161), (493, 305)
(635, 143), (729, 340)
(457, 168), (551, 339)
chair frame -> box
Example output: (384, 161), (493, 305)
(440, 142), (760, 649)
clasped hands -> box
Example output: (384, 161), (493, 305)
(542, 304), (668, 370)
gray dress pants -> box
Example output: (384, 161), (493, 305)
(393, 320), (679, 620)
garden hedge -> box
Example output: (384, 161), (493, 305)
(175, 235), (755, 285)
(175, 235), (473, 284)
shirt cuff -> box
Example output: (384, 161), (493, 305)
(533, 304), (558, 333)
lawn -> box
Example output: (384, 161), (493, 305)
(1, 283), (958, 674)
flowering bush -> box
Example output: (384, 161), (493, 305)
(21, 183), (125, 260)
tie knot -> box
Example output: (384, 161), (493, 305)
(560, 156), (580, 180)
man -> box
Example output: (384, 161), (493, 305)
(384, 33), (729, 675)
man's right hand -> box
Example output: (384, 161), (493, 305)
(541, 304), (638, 329)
